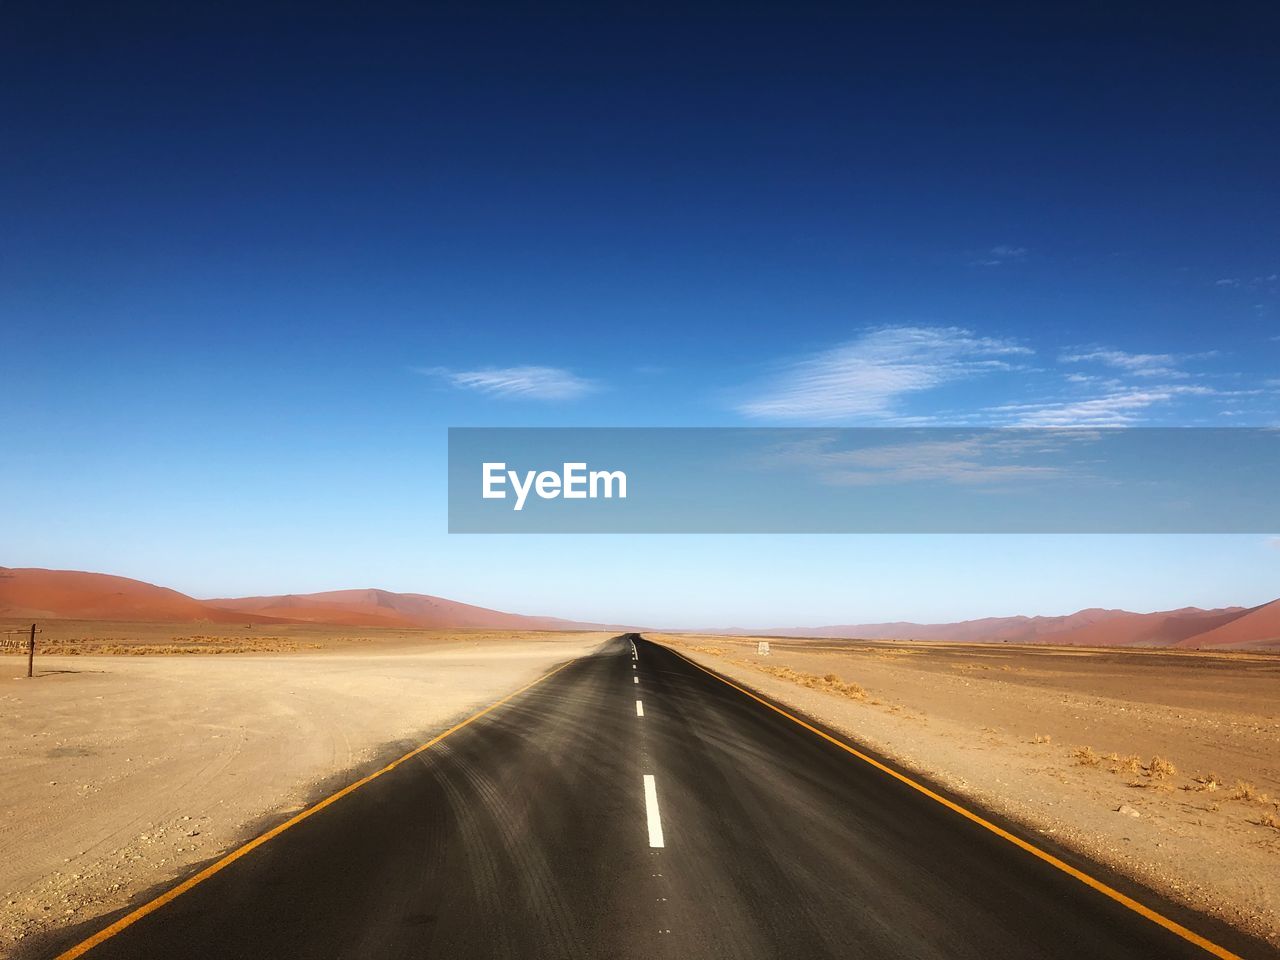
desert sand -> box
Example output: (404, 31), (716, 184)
(0, 627), (608, 957)
(662, 634), (1280, 948)
(5, 613), (1277, 954)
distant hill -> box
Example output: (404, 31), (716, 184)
(736, 601), (1279, 649)
(4, 565), (1276, 648)
(0, 568), (275, 623)
(206, 588), (613, 632)
(0, 568), (612, 632)
(1173, 599), (1280, 649)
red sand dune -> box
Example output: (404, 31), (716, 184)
(1175, 599), (1280, 649)
(749, 601), (1277, 649)
(0, 568), (609, 632)
(778, 609), (1123, 644)
(206, 588), (608, 632)
(752, 609), (1121, 644)
(0, 568), (275, 623)
(204, 592), (419, 628)
(1046, 607), (1250, 647)
(4, 566), (1276, 648)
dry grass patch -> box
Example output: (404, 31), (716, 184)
(1147, 756), (1177, 780)
(1111, 754), (1143, 775)
(1187, 773), (1223, 793)
(755, 665), (868, 701)
(24, 637), (321, 656)
(1031, 733), (1052, 744)
(1126, 778), (1175, 793)
(1072, 745), (1103, 767)
(1227, 781), (1272, 805)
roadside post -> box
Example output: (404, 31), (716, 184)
(4, 624), (42, 677)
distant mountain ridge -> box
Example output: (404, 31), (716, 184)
(0, 568), (276, 624)
(741, 600), (1280, 649)
(0, 568), (615, 632)
(204, 588), (610, 631)
(2, 566), (1277, 648)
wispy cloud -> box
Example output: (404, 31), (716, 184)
(988, 385), (1219, 427)
(767, 432), (1078, 487)
(736, 326), (1031, 422)
(734, 328), (1274, 427)
(971, 245), (1028, 267)
(422, 365), (598, 400)
(1059, 348), (1185, 378)
(1020, 345), (1273, 425)
(1215, 273), (1277, 290)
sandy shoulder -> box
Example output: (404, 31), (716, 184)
(658, 634), (1280, 950)
(0, 633), (608, 955)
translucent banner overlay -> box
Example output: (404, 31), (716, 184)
(448, 428), (1279, 533)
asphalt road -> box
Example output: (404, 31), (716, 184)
(48, 635), (1268, 960)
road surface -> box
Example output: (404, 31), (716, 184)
(46, 635), (1267, 960)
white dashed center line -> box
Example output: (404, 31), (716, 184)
(635, 700), (645, 717)
(633, 676), (639, 684)
(643, 774), (665, 848)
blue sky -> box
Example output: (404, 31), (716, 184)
(3, 3), (1279, 625)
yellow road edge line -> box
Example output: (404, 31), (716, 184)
(54, 657), (579, 960)
(664, 644), (1244, 960)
